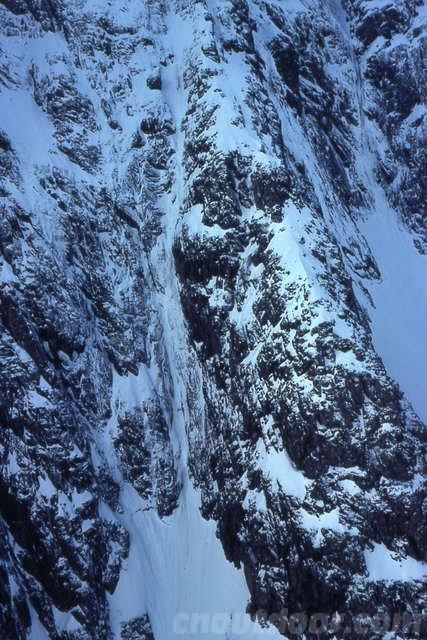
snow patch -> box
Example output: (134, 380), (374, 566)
(361, 204), (427, 423)
(365, 543), (426, 582)
(257, 440), (311, 500)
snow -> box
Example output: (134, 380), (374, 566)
(105, 358), (281, 639)
(38, 475), (57, 499)
(108, 481), (284, 639)
(26, 389), (52, 409)
(365, 543), (427, 582)
(338, 8), (427, 424)
(111, 365), (156, 412)
(300, 506), (358, 547)
(29, 607), (50, 640)
(300, 506), (341, 532)
(243, 487), (268, 511)
(2, 1), (425, 638)
(339, 479), (361, 496)
(184, 204), (228, 238)
(52, 606), (81, 634)
(0, 88), (52, 161)
(267, 204), (317, 293)
(6, 451), (20, 474)
(0, 257), (17, 283)
(256, 440), (311, 500)
(103, 270), (283, 640)
(359, 190), (427, 423)
(71, 488), (92, 508)
(0, 27), (70, 172)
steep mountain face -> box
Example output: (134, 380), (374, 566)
(0, 1), (425, 639)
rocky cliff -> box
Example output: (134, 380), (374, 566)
(0, 1), (426, 639)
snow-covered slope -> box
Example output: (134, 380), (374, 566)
(0, 1), (425, 639)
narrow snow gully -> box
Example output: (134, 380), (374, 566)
(104, 6), (283, 638)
